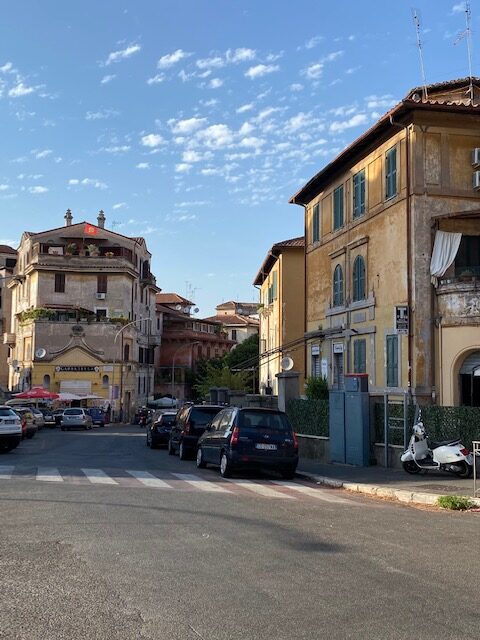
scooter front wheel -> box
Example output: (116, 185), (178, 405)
(402, 460), (422, 474)
(455, 461), (473, 479)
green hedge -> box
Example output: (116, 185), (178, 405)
(374, 403), (480, 449)
(286, 399), (329, 437)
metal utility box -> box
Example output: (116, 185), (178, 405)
(329, 391), (346, 463)
(344, 373), (369, 392)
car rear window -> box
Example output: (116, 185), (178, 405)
(238, 411), (292, 433)
(0, 408), (17, 417)
(65, 409), (83, 415)
(190, 407), (222, 425)
(160, 414), (176, 426)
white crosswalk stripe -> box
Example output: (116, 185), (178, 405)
(126, 470), (173, 489)
(171, 473), (232, 493)
(81, 468), (118, 485)
(271, 480), (354, 504)
(225, 478), (295, 499)
(37, 467), (64, 482)
(0, 465), (14, 480)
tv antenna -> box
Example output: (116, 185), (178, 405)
(111, 220), (122, 231)
(412, 9), (428, 101)
(454, 1), (474, 104)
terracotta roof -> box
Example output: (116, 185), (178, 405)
(253, 236), (305, 285)
(289, 77), (480, 206)
(22, 219), (151, 248)
(156, 293), (194, 305)
(0, 245), (17, 255)
(203, 313), (259, 326)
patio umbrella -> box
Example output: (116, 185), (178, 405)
(57, 392), (82, 402)
(14, 387), (59, 400)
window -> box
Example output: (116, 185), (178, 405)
(352, 255), (366, 302)
(54, 273), (65, 293)
(455, 235), (480, 275)
(268, 270), (278, 304)
(333, 185), (344, 230)
(386, 335), (399, 387)
(312, 203), (320, 242)
(97, 274), (107, 294)
(333, 265), (344, 307)
(231, 329), (237, 341)
(102, 375), (109, 388)
(353, 339), (366, 373)
(43, 374), (50, 390)
(311, 353), (321, 377)
(353, 170), (365, 218)
(124, 343), (130, 361)
(385, 147), (397, 199)
(96, 308), (107, 321)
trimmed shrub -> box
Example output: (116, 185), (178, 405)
(286, 398), (329, 437)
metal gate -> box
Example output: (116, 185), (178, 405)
(383, 392), (410, 468)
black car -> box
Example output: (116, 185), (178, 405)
(196, 407), (298, 479)
(146, 411), (177, 449)
(168, 404), (223, 460)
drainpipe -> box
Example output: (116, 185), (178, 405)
(390, 115), (413, 396)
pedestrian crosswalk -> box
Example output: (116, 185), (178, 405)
(0, 464), (361, 505)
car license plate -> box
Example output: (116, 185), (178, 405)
(255, 443), (277, 450)
(4, 420), (14, 424)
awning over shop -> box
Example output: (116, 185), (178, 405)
(59, 380), (92, 396)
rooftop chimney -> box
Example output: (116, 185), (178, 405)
(64, 209), (73, 226)
(97, 210), (106, 229)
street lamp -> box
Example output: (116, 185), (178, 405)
(112, 317), (153, 422)
(171, 341), (200, 405)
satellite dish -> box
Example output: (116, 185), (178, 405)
(280, 356), (294, 371)
(193, 307), (199, 314)
(35, 348), (47, 359)
(175, 305), (182, 311)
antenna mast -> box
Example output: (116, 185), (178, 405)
(454, 1), (474, 104)
(413, 9), (428, 100)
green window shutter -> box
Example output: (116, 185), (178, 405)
(312, 203), (320, 242)
(272, 271), (277, 300)
(386, 147), (397, 199)
(353, 170), (365, 218)
(333, 185), (344, 230)
(354, 339), (366, 373)
(352, 255), (366, 302)
(386, 335), (399, 386)
(333, 265), (344, 307)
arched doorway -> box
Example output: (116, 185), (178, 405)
(459, 351), (480, 406)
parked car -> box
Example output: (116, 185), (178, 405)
(13, 407), (37, 439)
(40, 407), (55, 426)
(168, 404), (223, 460)
(196, 407), (299, 479)
(146, 411), (177, 449)
(52, 409), (65, 426)
(28, 407), (45, 429)
(0, 406), (22, 453)
(86, 407), (107, 427)
(61, 408), (93, 430)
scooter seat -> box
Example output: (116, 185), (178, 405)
(429, 438), (460, 449)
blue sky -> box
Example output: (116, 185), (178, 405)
(0, 0), (476, 314)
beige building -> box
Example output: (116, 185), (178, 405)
(290, 78), (480, 407)
(203, 301), (259, 344)
(254, 237), (305, 395)
(0, 245), (18, 393)
(6, 210), (160, 418)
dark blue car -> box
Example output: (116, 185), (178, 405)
(86, 407), (108, 427)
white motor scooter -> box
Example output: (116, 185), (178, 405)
(401, 416), (473, 478)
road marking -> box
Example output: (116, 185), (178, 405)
(81, 468), (118, 485)
(126, 470), (173, 489)
(0, 465), (14, 479)
(271, 480), (353, 504)
(225, 478), (295, 499)
(171, 473), (232, 493)
(36, 467), (64, 482)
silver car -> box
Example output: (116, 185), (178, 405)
(61, 408), (93, 430)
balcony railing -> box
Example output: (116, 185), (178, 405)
(31, 243), (135, 265)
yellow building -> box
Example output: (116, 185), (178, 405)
(5, 210), (161, 419)
(290, 78), (480, 406)
(254, 237), (305, 395)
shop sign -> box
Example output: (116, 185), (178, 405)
(55, 366), (99, 372)
(395, 305), (409, 335)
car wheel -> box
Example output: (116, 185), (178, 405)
(60, 426), (65, 431)
(179, 441), (189, 461)
(168, 438), (175, 455)
(281, 468), (296, 480)
(150, 438), (158, 450)
(196, 447), (207, 469)
(220, 452), (233, 478)
(146, 431), (151, 447)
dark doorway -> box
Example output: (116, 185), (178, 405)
(460, 373), (480, 406)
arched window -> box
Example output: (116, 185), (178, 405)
(333, 265), (344, 307)
(43, 374), (50, 390)
(352, 255), (366, 302)
(102, 375), (109, 388)
(124, 343), (130, 361)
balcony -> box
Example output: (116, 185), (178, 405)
(436, 270), (480, 324)
(29, 243), (135, 270)
(3, 332), (15, 345)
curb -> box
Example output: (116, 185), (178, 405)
(296, 471), (480, 508)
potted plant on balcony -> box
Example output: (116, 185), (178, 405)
(105, 251), (114, 258)
(65, 242), (77, 255)
(87, 243), (99, 257)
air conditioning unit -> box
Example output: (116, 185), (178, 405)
(472, 148), (480, 167)
(95, 293), (106, 300)
(473, 171), (480, 191)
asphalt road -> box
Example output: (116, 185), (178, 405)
(0, 424), (478, 640)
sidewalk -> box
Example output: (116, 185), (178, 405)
(297, 458), (480, 507)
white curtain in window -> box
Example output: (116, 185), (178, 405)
(430, 230), (462, 286)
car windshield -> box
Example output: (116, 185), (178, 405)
(190, 407), (222, 425)
(238, 411), (292, 433)
(0, 408), (17, 417)
(65, 409), (82, 415)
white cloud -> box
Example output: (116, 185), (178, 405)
(103, 145), (130, 154)
(140, 133), (165, 147)
(239, 136), (265, 149)
(100, 74), (116, 84)
(245, 64), (279, 79)
(182, 150), (204, 163)
(290, 83), (304, 92)
(168, 117), (206, 134)
(365, 94), (397, 110)
(196, 56), (225, 70)
(451, 2), (466, 14)
(284, 112), (315, 133)
(305, 36), (323, 49)
(175, 163), (191, 173)
(105, 43), (141, 66)
(112, 202), (127, 210)
(68, 178), (108, 189)
(147, 73), (165, 85)
(237, 104), (254, 114)
(209, 78), (223, 89)
(226, 48), (256, 63)
(34, 149), (52, 159)
(136, 162), (150, 169)
(303, 62), (324, 80)
(195, 124), (234, 149)
(157, 49), (191, 69)
(29, 185), (48, 194)
(238, 122), (254, 136)
(86, 108), (119, 120)
(0, 184), (9, 191)
(8, 82), (36, 97)
(329, 113), (368, 133)
(0, 62), (14, 73)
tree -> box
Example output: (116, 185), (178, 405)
(194, 363), (248, 400)
(225, 334), (259, 393)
